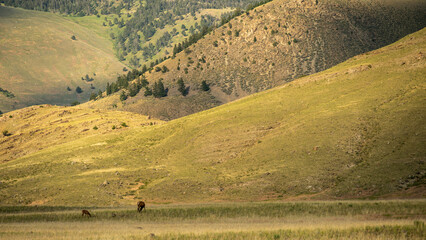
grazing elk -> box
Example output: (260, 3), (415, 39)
(82, 209), (91, 217)
(137, 201), (146, 212)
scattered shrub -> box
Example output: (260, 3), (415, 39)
(120, 91), (127, 101)
(2, 130), (12, 137)
(161, 65), (169, 73)
(201, 80), (210, 91)
(0, 87), (15, 98)
(75, 86), (83, 94)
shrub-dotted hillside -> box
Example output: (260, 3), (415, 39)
(1, 27), (425, 205)
(90, 0), (426, 120)
(0, 6), (126, 112)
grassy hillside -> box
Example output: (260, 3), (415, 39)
(0, 27), (425, 206)
(0, 6), (126, 112)
(65, 7), (233, 69)
(88, 0), (426, 120)
(1, 0), (258, 69)
(0, 105), (163, 164)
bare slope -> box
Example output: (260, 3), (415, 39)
(0, 27), (425, 206)
(0, 6), (126, 112)
(88, 0), (426, 120)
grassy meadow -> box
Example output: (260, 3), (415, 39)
(0, 200), (424, 239)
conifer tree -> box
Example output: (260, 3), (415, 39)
(144, 87), (152, 96)
(106, 82), (111, 95)
(153, 79), (166, 98)
(120, 91), (127, 101)
(89, 92), (97, 100)
(201, 80), (210, 91)
(177, 78), (186, 96)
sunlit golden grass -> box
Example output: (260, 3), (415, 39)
(1, 220), (423, 240)
(0, 104), (163, 164)
(0, 201), (424, 239)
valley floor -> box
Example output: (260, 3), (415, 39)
(0, 200), (424, 239)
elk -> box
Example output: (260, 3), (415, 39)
(82, 209), (91, 217)
(137, 201), (146, 212)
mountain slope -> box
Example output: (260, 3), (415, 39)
(0, 27), (425, 206)
(0, 6), (126, 112)
(87, 0), (426, 120)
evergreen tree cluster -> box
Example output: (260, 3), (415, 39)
(172, 0), (272, 57)
(245, 0), (273, 12)
(172, 17), (216, 56)
(152, 79), (167, 98)
(5, 0), (273, 70)
(2, 0), (136, 16)
(112, 0), (261, 62)
(105, 69), (145, 96)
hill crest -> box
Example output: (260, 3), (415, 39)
(87, 0), (426, 120)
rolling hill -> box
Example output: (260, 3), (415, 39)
(0, 6), (126, 113)
(1, 0), (262, 68)
(0, 27), (424, 206)
(87, 0), (426, 120)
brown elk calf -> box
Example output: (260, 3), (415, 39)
(82, 209), (91, 217)
(137, 201), (145, 212)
